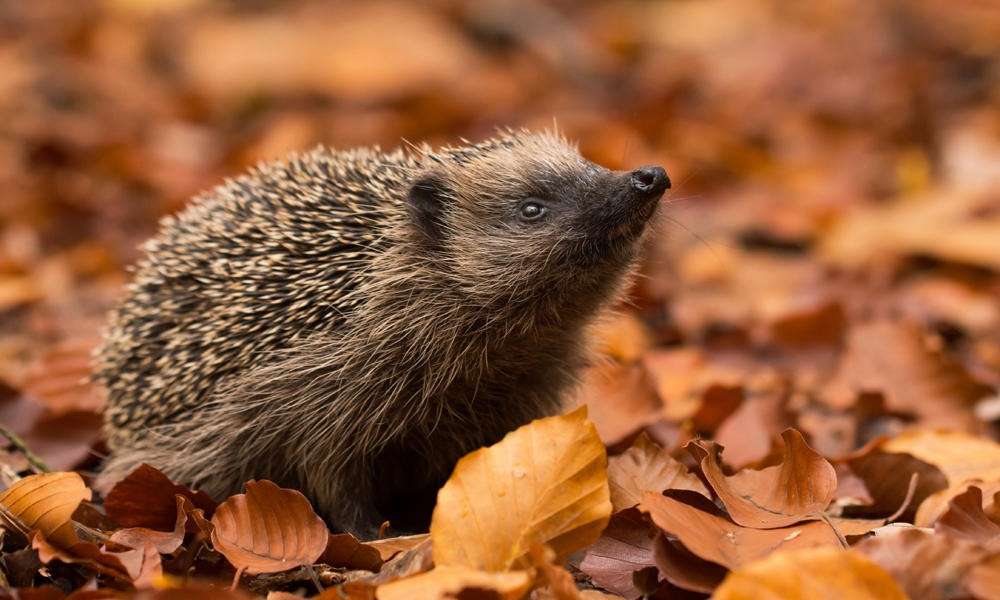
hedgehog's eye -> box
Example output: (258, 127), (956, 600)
(518, 200), (548, 223)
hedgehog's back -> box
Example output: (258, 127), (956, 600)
(96, 147), (410, 445)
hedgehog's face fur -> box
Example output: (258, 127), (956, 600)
(406, 131), (670, 309)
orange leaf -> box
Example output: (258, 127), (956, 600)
(374, 565), (533, 600)
(209, 480), (328, 574)
(713, 547), (907, 600)
(639, 491), (851, 570)
(0, 471), (92, 548)
(607, 433), (709, 512)
(431, 406), (611, 571)
(690, 429), (836, 528)
(366, 533), (429, 561)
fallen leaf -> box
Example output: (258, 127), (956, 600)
(574, 363), (661, 445)
(712, 389), (792, 468)
(689, 429), (837, 528)
(881, 430), (1000, 485)
(109, 495), (188, 555)
(606, 433), (708, 512)
(578, 509), (657, 599)
(529, 544), (582, 600)
(846, 444), (948, 522)
(374, 565), (533, 600)
(0, 471), (92, 547)
(210, 480), (329, 575)
(713, 547), (906, 600)
(652, 532), (726, 593)
(367, 533), (429, 561)
(639, 490), (845, 570)
(967, 553), (1000, 600)
(823, 320), (990, 430)
(319, 533), (383, 572)
(857, 524), (993, 599)
(104, 464), (217, 530)
(32, 531), (133, 582)
(935, 486), (1000, 550)
(916, 479), (1000, 527)
(431, 406), (611, 571)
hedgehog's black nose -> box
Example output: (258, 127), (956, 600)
(630, 166), (670, 197)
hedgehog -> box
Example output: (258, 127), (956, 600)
(94, 130), (670, 536)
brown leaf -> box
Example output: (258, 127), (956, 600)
(210, 480), (329, 575)
(823, 320), (990, 430)
(689, 429), (837, 528)
(431, 406), (611, 571)
(713, 547), (906, 600)
(32, 531), (133, 582)
(606, 433), (708, 513)
(578, 509), (657, 599)
(935, 486), (1000, 550)
(319, 533), (383, 572)
(573, 363), (661, 445)
(967, 553), (1000, 600)
(104, 464), (217, 530)
(109, 495), (187, 555)
(712, 389), (792, 468)
(0, 471), (92, 547)
(374, 565), (533, 600)
(846, 445), (948, 522)
(366, 533), (429, 561)
(652, 532), (726, 593)
(881, 430), (1000, 487)
(856, 525), (989, 600)
(638, 490), (846, 570)
(916, 479), (1000, 527)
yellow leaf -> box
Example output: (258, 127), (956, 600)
(376, 565), (533, 600)
(714, 547), (908, 600)
(210, 480), (329, 575)
(0, 472), (91, 548)
(881, 430), (1000, 486)
(431, 406), (611, 571)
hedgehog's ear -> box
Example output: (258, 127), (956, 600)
(407, 175), (448, 242)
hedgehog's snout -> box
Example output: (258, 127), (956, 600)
(630, 165), (670, 198)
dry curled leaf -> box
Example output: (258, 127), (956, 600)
(607, 433), (709, 512)
(374, 565), (533, 600)
(431, 406), (611, 571)
(210, 479), (329, 575)
(713, 547), (907, 600)
(934, 486), (1000, 550)
(105, 463), (217, 530)
(109, 495), (188, 555)
(639, 490), (866, 570)
(0, 471), (91, 547)
(366, 533), (429, 561)
(689, 429), (837, 528)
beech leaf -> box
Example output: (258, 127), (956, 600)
(607, 433), (709, 512)
(0, 471), (92, 548)
(431, 406), (611, 571)
(375, 565), (533, 600)
(713, 547), (907, 600)
(689, 429), (837, 528)
(209, 479), (329, 575)
(639, 491), (868, 570)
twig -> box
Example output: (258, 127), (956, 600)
(0, 424), (50, 474)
